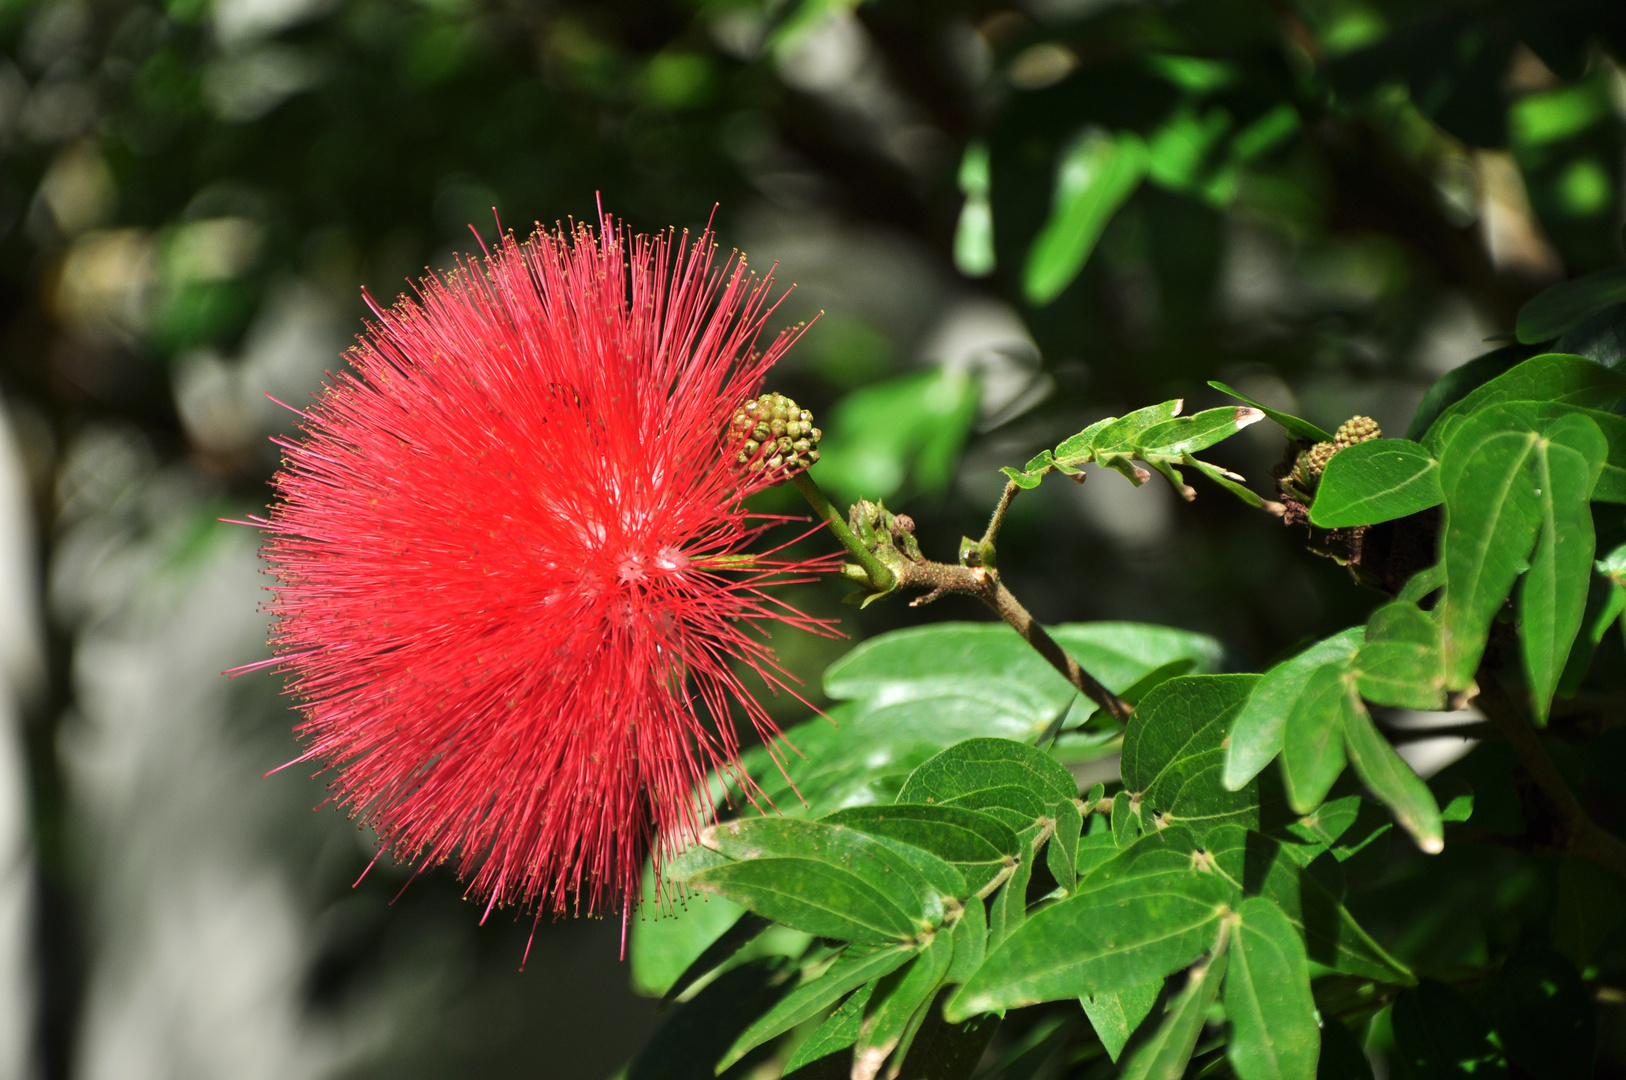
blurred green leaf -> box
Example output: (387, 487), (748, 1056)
(1317, 1019), (1376, 1080)
(1310, 440), (1443, 527)
(1517, 266), (1626, 344)
(627, 959), (789, 1080)
(1024, 129), (1149, 306)
(810, 366), (978, 505)
(1226, 897), (1319, 1080)
(632, 861), (747, 997)
(1482, 949), (1595, 1080)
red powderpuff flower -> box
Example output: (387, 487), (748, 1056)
(250, 215), (836, 926)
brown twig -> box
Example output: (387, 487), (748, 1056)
(894, 559), (1133, 722)
(1474, 673), (1626, 880)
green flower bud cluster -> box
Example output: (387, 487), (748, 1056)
(728, 392), (822, 477)
(1290, 415), (1381, 490)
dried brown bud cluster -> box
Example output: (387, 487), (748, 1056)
(727, 392), (822, 478)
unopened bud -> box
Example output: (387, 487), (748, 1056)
(1333, 416), (1380, 448)
(725, 392), (822, 481)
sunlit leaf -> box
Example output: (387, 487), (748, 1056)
(1225, 630), (1364, 791)
(1225, 897), (1319, 1080)
(1310, 439), (1443, 527)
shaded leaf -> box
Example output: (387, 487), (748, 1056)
(658, 912), (771, 1007)
(1119, 952), (1229, 1080)
(853, 931), (955, 1080)
(1391, 980), (1507, 1079)
(1310, 440), (1443, 527)
(627, 959), (788, 1080)
(632, 860), (748, 997)
(1407, 346), (1527, 442)
(1424, 353), (1626, 454)
(1226, 897), (1320, 1080)
(717, 947), (917, 1072)
(1317, 1018), (1375, 1080)
(1226, 630), (1365, 790)
(987, 841), (1035, 952)
(781, 981), (874, 1076)
(1482, 948), (1595, 1080)
(1516, 266), (1626, 343)
(1516, 410), (1607, 721)
(683, 861), (921, 945)
(891, 1003), (999, 1080)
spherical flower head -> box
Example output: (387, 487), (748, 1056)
(258, 215), (834, 921)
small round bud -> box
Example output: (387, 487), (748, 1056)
(1333, 416), (1380, 448)
(723, 391), (823, 482)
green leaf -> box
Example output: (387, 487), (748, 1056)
(1391, 980), (1508, 1079)
(1135, 406), (1265, 457)
(1242, 834), (1413, 985)
(1123, 674), (1267, 840)
(1209, 380), (1335, 442)
(1516, 265), (1626, 343)
(683, 858), (922, 945)
(1424, 353), (1626, 454)
(1024, 129), (1149, 306)
(898, 737), (1077, 807)
(1225, 630), (1365, 790)
(1054, 416), (1119, 466)
(1080, 979), (1163, 1062)
(699, 817), (953, 931)
(1406, 346), (1527, 442)
(1081, 826), (1213, 891)
(823, 804), (1019, 895)
(1282, 663), (1355, 815)
(853, 931), (955, 1080)
(987, 841), (1034, 952)
(823, 622), (1220, 742)
(1437, 406), (1547, 688)
(1119, 952), (1229, 1080)
(1516, 411), (1607, 722)
(718, 947), (917, 1072)
(943, 784), (1048, 830)
(1309, 440), (1443, 527)
(945, 856), (1232, 1019)
(781, 981), (874, 1075)
(1342, 702), (1442, 854)
(945, 895), (986, 986)
(1226, 897), (1320, 1080)
(1047, 798), (1084, 894)
(1112, 789), (1143, 848)
(1355, 601), (1447, 711)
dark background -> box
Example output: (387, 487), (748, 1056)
(0, 0), (1622, 1076)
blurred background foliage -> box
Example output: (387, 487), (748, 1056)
(1, 0), (1625, 1076)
